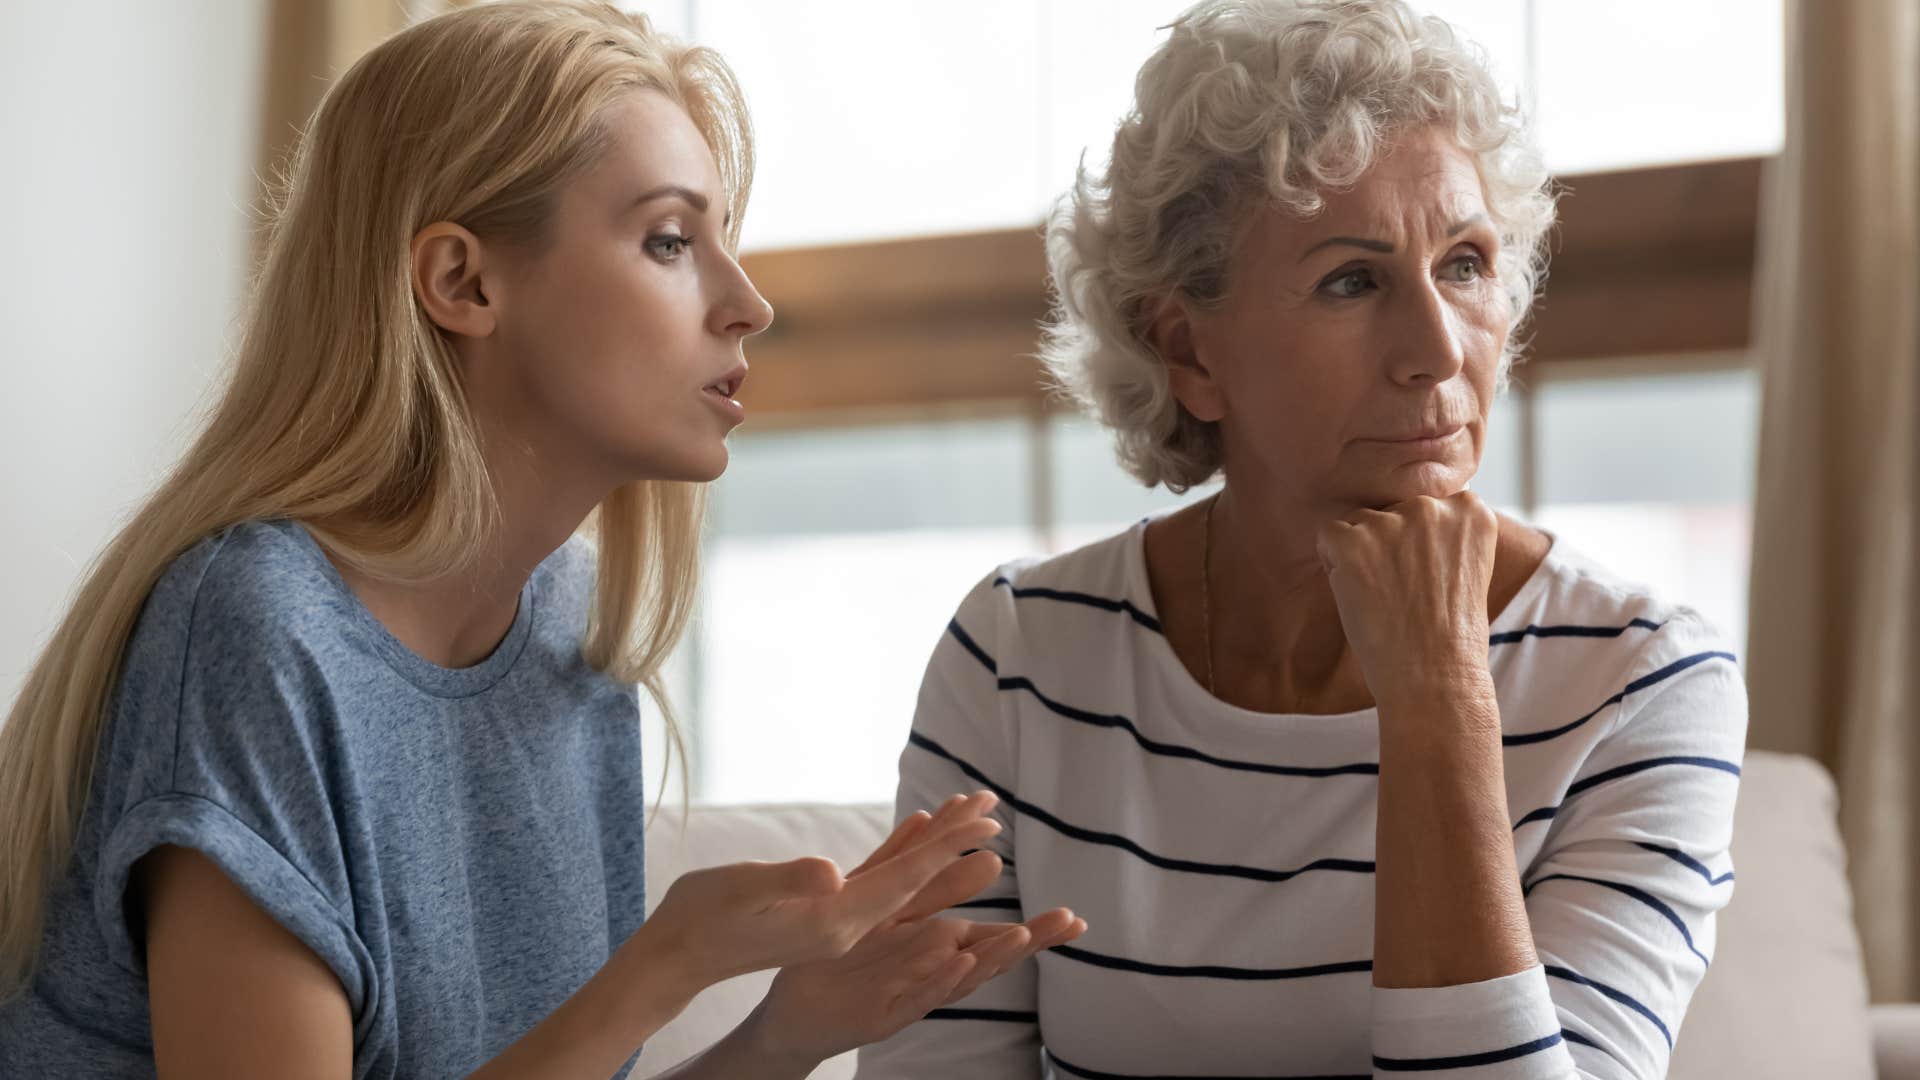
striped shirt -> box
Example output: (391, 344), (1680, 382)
(855, 519), (1747, 1079)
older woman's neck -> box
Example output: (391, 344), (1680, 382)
(1210, 487), (1360, 700)
(1143, 488), (1359, 713)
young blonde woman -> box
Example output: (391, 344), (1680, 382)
(0, 3), (1084, 1076)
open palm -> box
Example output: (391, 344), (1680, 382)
(751, 800), (1086, 1063)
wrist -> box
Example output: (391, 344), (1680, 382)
(737, 994), (827, 1076)
(1372, 654), (1493, 710)
(608, 918), (706, 1039)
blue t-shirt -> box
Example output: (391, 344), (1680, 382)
(0, 520), (650, 1078)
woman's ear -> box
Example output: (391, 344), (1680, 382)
(1148, 292), (1226, 423)
(410, 222), (498, 338)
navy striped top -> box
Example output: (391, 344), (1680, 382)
(856, 519), (1746, 1079)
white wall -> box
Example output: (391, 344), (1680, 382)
(0, 2), (265, 711)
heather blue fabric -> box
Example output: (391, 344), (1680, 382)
(0, 519), (649, 1079)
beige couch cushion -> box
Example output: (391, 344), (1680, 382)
(1671, 750), (1874, 1079)
(636, 750), (1872, 1079)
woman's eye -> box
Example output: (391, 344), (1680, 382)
(1322, 269), (1374, 298)
(1446, 254), (1485, 282)
(647, 234), (694, 260)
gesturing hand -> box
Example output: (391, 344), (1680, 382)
(646, 791), (1006, 987)
(748, 795), (1086, 1065)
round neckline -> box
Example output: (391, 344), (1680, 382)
(278, 519), (539, 699)
(1122, 510), (1560, 725)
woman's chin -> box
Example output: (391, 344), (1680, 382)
(614, 442), (731, 486)
(683, 444), (730, 484)
(1360, 461), (1474, 508)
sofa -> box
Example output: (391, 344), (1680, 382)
(635, 751), (1918, 1078)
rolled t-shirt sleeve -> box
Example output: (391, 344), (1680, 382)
(94, 793), (375, 1013)
(88, 541), (378, 1031)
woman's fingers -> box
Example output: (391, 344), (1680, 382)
(1031, 914), (1088, 953)
(943, 924), (1034, 1001)
(848, 810), (933, 878)
(851, 790), (992, 880)
(955, 907), (1073, 949)
(920, 791), (987, 836)
(865, 911), (1092, 1031)
(889, 850), (1003, 924)
(838, 810), (1000, 927)
(751, 792), (1001, 965)
(1023, 908), (1086, 950)
(925, 910), (1088, 1004)
(891, 949), (979, 1029)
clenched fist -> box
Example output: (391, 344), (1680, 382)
(1314, 490), (1499, 708)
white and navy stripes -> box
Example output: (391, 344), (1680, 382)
(855, 520), (1746, 1080)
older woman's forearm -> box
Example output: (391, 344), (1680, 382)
(1370, 668), (1538, 989)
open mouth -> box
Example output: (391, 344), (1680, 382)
(703, 376), (742, 399)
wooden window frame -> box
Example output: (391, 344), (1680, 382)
(735, 156), (1764, 422)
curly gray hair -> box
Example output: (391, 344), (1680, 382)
(1040, 0), (1557, 492)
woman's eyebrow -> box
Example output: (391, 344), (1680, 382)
(1298, 213), (1494, 262)
(1300, 235), (1396, 260)
(627, 184), (711, 213)
(1448, 212), (1493, 236)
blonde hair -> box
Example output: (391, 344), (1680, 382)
(1041, 0), (1557, 491)
(0, 0), (751, 1002)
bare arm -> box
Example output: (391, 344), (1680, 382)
(141, 793), (1015, 1079)
(461, 908), (703, 1080)
(141, 845), (356, 1079)
(1370, 670), (1536, 988)
(140, 845), (702, 1080)
(1317, 492), (1537, 989)
(644, 1001), (816, 1080)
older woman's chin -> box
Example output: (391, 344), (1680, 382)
(1353, 462), (1478, 509)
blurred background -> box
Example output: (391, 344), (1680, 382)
(0, 0), (1779, 802)
(4, 0), (1914, 997)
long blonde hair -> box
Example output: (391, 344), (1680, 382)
(0, 0), (751, 1002)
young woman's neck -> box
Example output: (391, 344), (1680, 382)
(330, 432), (612, 670)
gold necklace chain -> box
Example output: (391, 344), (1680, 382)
(1201, 492), (1218, 696)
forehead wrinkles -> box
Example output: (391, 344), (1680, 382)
(1324, 183), (1488, 248)
(1317, 136), (1489, 236)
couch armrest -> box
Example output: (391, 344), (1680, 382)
(1874, 1004), (1920, 1079)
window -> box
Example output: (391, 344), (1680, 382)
(1530, 359), (1759, 645)
(624, 0), (1782, 251)
(689, 417), (1040, 804)
(1531, 1), (1785, 174)
(697, 0), (1044, 250)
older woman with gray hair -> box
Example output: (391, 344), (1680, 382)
(857, 1), (1746, 1077)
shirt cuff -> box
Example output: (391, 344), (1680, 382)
(1370, 965), (1575, 1077)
